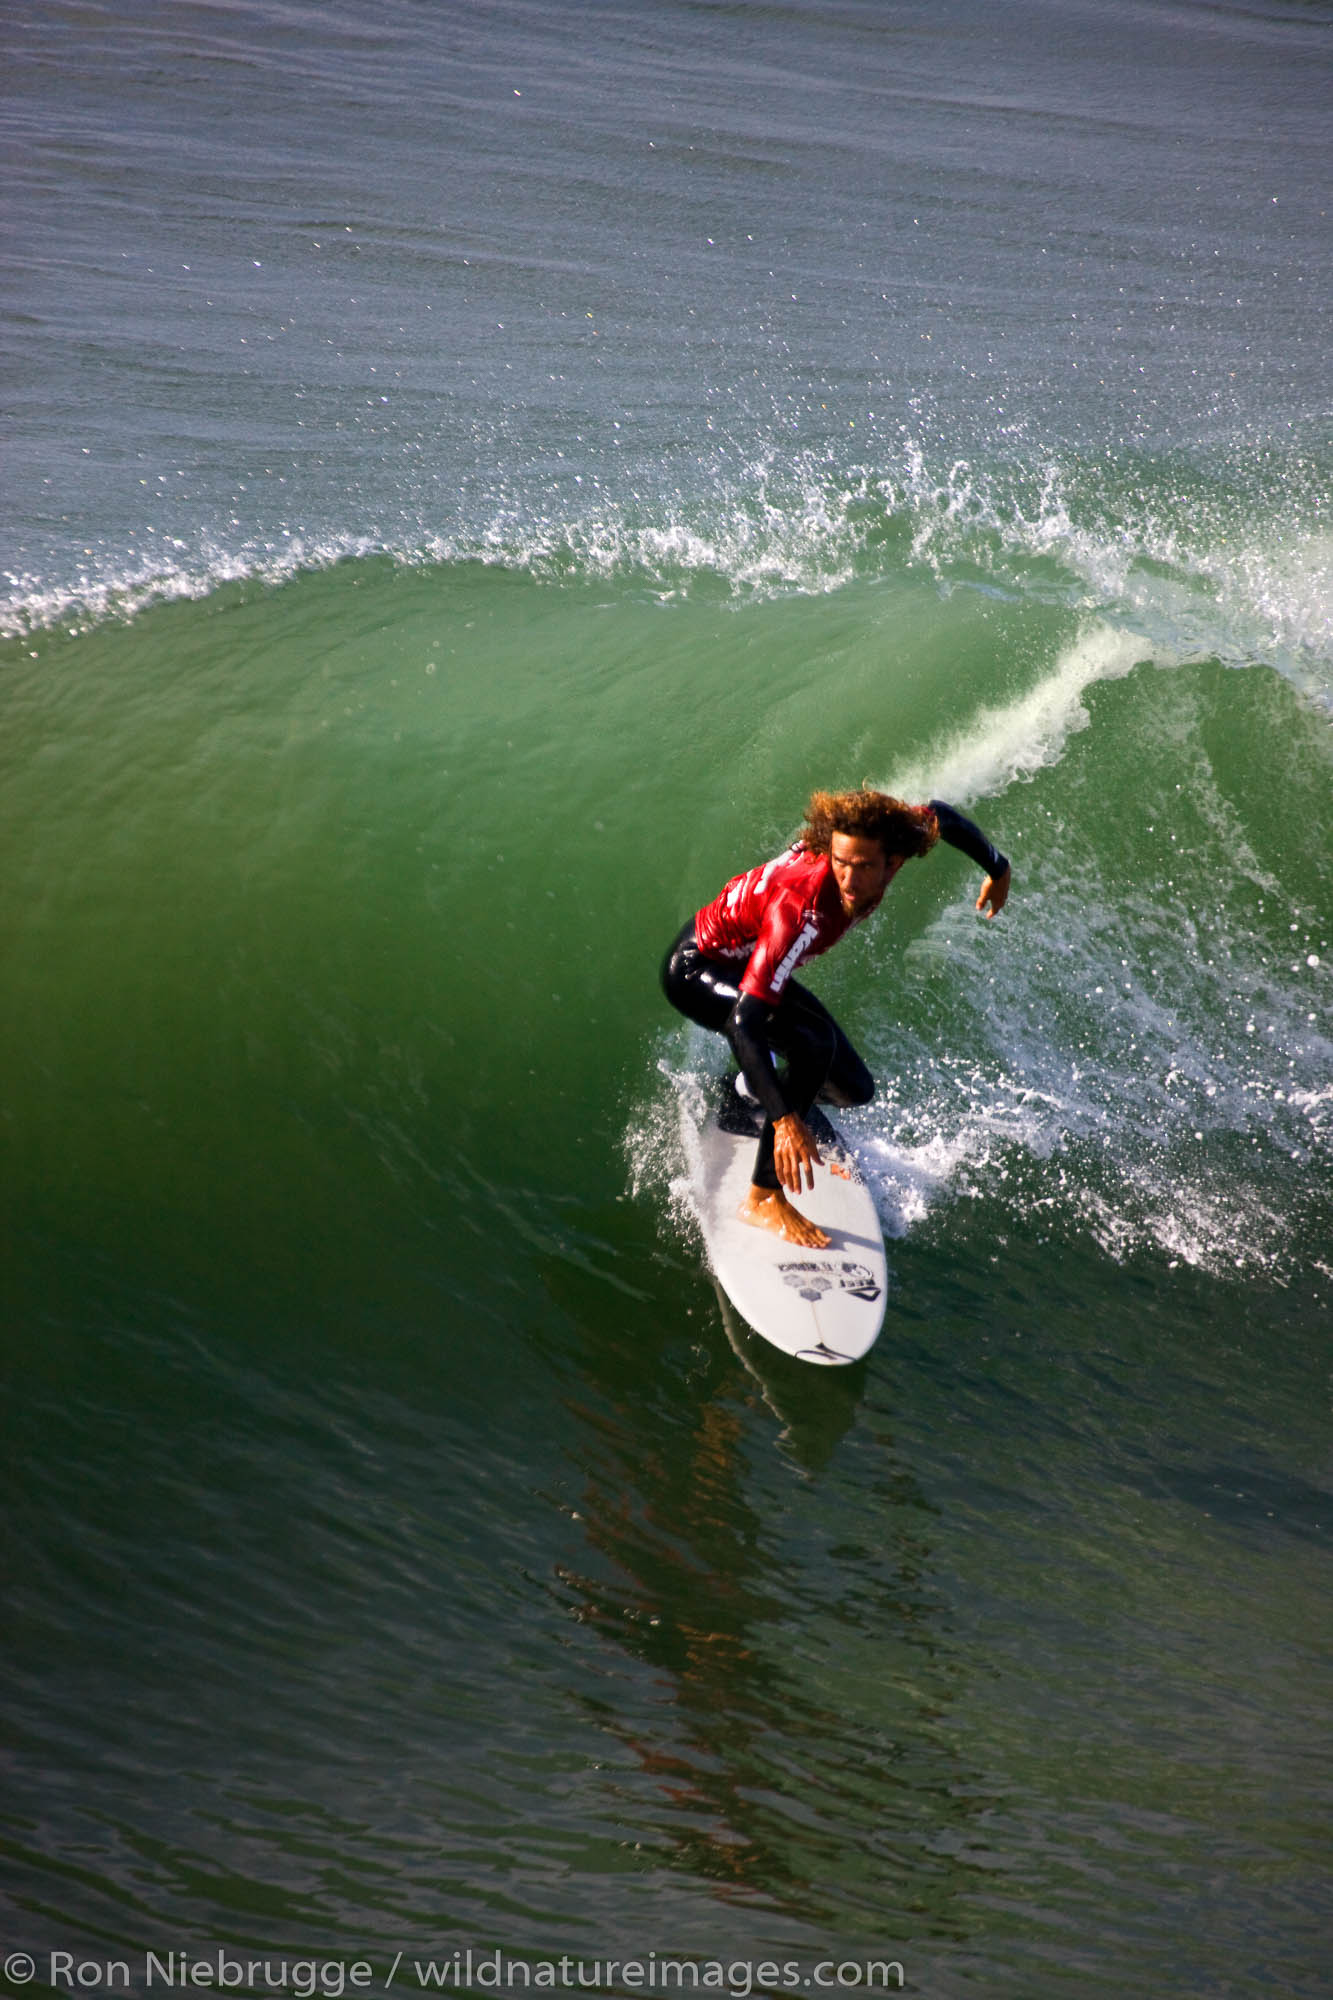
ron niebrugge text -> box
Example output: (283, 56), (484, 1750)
(19, 1949), (907, 1996)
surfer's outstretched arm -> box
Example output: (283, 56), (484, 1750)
(976, 867), (1010, 918)
(929, 798), (1012, 918)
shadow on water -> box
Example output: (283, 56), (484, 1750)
(532, 1238), (1006, 1946)
(709, 1282), (868, 1479)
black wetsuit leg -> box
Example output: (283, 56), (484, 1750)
(660, 922), (873, 1188)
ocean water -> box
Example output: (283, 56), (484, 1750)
(2, 3), (1330, 1996)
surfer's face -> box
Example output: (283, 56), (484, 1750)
(830, 832), (901, 916)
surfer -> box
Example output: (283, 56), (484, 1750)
(661, 788), (1010, 1248)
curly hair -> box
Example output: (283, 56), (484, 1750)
(799, 788), (940, 861)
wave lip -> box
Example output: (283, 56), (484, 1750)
(6, 444), (1329, 717)
(2, 533), (375, 639)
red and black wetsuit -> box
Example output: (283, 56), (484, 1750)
(693, 840), (863, 1004)
(661, 801), (1007, 1189)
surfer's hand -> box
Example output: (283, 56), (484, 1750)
(773, 1114), (822, 1193)
(977, 863), (1011, 920)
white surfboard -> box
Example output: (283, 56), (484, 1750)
(683, 1079), (887, 1366)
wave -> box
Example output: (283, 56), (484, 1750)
(852, 953), (1331, 1286)
(883, 620), (1148, 805)
(7, 441), (1329, 701)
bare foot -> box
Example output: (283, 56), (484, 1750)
(738, 1185), (830, 1249)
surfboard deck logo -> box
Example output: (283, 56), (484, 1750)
(777, 1259), (881, 1304)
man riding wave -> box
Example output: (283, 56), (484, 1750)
(662, 788), (1010, 1248)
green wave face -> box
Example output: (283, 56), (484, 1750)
(4, 0), (1331, 1989)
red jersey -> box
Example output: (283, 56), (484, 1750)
(694, 843), (863, 1005)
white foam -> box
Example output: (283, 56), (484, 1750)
(6, 441), (1328, 730)
(884, 620), (1146, 807)
(862, 841), (1333, 1282)
(0, 533), (381, 639)
(0, 469), (861, 637)
(881, 444), (1333, 705)
(624, 1048), (713, 1253)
